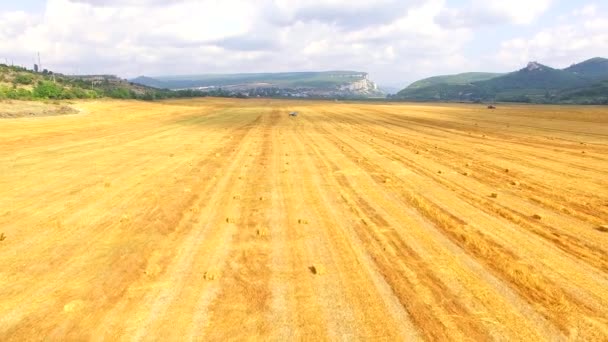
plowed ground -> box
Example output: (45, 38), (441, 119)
(1, 98), (607, 340)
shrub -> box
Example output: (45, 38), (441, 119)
(33, 81), (63, 99)
(14, 73), (35, 85)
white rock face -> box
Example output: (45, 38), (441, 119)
(526, 62), (543, 71)
(339, 77), (380, 94)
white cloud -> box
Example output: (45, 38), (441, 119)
(494, 4), (608, 69)
(436, 0), (552, 28)
(0, 0), (474, 85)
(4, 0), (600, 86)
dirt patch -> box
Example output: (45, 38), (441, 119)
(0, 100), (79, 118)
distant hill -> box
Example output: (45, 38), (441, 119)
(406, 72), (503, 89)
(131, 71), (384, 98)
(564, 57), (608, 82)
(395, 58), (608, 104)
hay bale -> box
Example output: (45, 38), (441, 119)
(511, 180), (520, 186)
(104, 182), (111, 188)
(233, 195), (241, 200)
(298, 219), (308, 224)
(490, 193), (498, 198)
(225, 217), (233, 223)
(63, 300), (85, 313)
(0, 233), (5, 241)
(504, 168), (510, 173)
(309, 264), (325, 275)
(437, 170), (442, 174)
(256, 228), (269, 237)
(595, 225), (608, 232)
(383, 178), (391, 184)
(463, 171), (470, 176)
(203, 271), (219, 281)
(532, 214), (542, 220)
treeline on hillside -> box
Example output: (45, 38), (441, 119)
(0, 64), (245, 101)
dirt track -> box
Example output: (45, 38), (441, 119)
(0, 98), (607, 340)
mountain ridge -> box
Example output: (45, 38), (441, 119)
(131, 71), (384, 98)
(406, 72), (504, 89)
(395, 57), (608, 104)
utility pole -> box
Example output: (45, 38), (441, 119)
(38, 52), (42, 72)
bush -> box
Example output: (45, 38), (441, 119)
(14, 73), (35, 85)
(60, 88), (76, 99)
(107, 87), (133, 99)
(33, 81), (63, 99)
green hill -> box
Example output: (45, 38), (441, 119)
(564, 57), (608, 82)
(406, 72), (503, 89)
(478, 62), (589, 90)
(0, 64), (231, 101)
(558, 80), (608, 104)
(395, 58), (608, 104)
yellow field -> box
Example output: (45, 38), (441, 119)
(1, 98), (607, 340)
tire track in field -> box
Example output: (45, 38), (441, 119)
(346, 121), (608, 273)
(296, 114), (555, 340)
(328, 108), (608, 225)
(0, 112), (262, 340)
(321, 109), (608, 270)
(120, 114), (266, 341)
(307, 110), (608, 339)
(286, 112), (422, 340)
(198, 109), (277, 339)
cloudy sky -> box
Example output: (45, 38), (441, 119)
(0, 0), (606, 87)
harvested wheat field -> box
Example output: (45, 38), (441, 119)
(1, 98), (607, 341)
